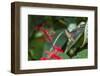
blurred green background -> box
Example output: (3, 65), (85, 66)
(28, 15), (88, 60)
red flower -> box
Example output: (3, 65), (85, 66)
(45, 51), (62, 60)
(34, 24), (44, 30)
(42, 29), (52, 42)
(40, 57), (48, 60)
(45, 51), (55, 57)
(34, 22), (47, 30)
(50, 54), (62, 59)
(53, 45), (64, 53)
(34, 22), (53, 42)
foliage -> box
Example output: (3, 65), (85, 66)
(28, 15), (88, 60)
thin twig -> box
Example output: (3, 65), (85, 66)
(50, 31), (64, 51)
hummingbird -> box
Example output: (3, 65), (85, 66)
(64, 22), (87, 58)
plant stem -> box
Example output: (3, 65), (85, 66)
(50, 31), (64, 51)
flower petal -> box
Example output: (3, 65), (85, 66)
(53, 45), (64, 52)
(40, 57), (48, 60)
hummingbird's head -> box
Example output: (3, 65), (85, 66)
(68, 23), (77, 32)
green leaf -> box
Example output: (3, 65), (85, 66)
(74, 49), (88, 58)
(58, 53), (69, 59)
